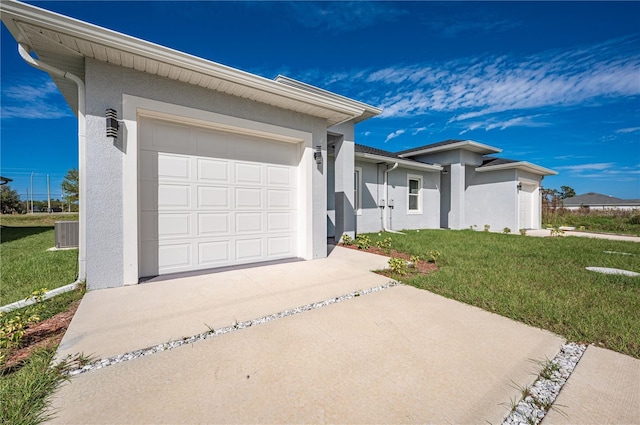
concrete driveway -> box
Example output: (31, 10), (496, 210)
(46, 247), (637, 424)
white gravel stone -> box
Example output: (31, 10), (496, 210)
(502, 342), (587, 425)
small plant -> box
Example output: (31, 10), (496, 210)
(483, 224), (490, 232)
(0, 288), (48, 364)
(355, 234), (372, 250)
(388, 257), (408, 276)
(409, 255), (420, 268)
(341, 234), (354, 246)
(578, 225), (586, 231)
(519, 228), (527, 236)
(469, 224), (478, 231)
(550, 227), (565, 237)
(503, 227), (511, 234)
(375, 237), (392, 253)
(426, 249), (441, 264)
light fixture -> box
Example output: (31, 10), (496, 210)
(106, 108), (119, 138)
(314, 146), (322, 165)
(517, 182), (522, 191)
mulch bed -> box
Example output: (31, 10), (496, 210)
(339, 244), (438, 277)
(2, 300), (80, 373)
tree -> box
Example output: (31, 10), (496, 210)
(559, 185), (576, 199)
(0, 184), (24, 214)
(61, 168), (79, 210)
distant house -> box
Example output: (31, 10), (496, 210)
(562, 193), (640, 210)
(328, 140), (556, 238)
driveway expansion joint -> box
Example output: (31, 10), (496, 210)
(62, 280), (401, 376)
(502, 342), (587, 425)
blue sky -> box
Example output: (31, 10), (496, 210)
(1, 1), (639, 200)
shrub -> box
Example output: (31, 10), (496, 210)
(375, 237), (393, 253)
(503, 227), (511, 234)
(483, 224), (490, 232)
(355, 234), (372, 250)
(0, 289), (47, 365)
(388, 257), (408, 276)
(341, 234), (353, 246)
(427, 249), (441, 264)
(409, 255), (420, 268)
(519, 228), (527, 236)
(629, 215), (640, 225)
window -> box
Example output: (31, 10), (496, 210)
(354, 167), (362, 214)
(407, 174), (422, 213)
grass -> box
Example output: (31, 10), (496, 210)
(0, 348), (68, 425)
(0, 285), (84, 425)
(1, 214), (79, 305)
(367, 229), (640, 359)
(543, 208), (640, 235)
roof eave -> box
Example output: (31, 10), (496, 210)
(355, 152), (442, 172)
(475, 161), (558, 176)
(399, 140), (502, 158)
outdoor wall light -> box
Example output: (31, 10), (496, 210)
(106, 108), (119, 138)
(517, 182), (523, 191)
(314, 146), (322, 165)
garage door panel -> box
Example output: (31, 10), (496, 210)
(267, 166), (293, 186)
(267, 236), (293, 257)
(235, 188), (263, 209)
(235, 163), (263, 185)
(158, 243), (192, 271)
(158, 154), (190, 180)
(197, 158), (229, 182)
(194, 128), (231, 158)
(198, 213), (230, 235)
(235, 212), (263, 234)
(158, 184), (190, 208)
(235, 238), (263, 261)
(197, 186), (230, 209)
(267, 212), (294, 232)
(267, 189), (293, 208)
(198, 241), (231, 265)
(158, 214), (191, 239)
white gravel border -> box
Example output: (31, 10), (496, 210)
(62, 281), (400, 376)
(502, 342), (587, 425)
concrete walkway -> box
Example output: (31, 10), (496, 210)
(46, 247), (638, 424)
(527, 228), (640, 242)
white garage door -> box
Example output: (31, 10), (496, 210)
(139, 118), (300, 277)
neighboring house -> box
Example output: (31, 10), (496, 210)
(1, 2), (556, 290)
(327, 140), (556, 236)
(562, 193), (640, 210)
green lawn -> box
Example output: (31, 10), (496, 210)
(1, 214), (79, 305)
(367, 229), (640, 359)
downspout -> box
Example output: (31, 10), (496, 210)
(383, 163), (404, 234)
(18, 43), (86, 282)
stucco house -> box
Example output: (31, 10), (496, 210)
(1, 1), (556, 291)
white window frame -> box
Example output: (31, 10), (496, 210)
(354, 167), (362, 215)
(407, 174), (423, 214)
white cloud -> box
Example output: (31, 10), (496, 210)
(384, 129), (405, 143)
(555, 163), (616, 172)
(412, 127), (428, 135)
(316, 36), (640, 121)
(616, 127), (640, 133)
(459, 115), (549, 134)
(1, 79), (70, 119)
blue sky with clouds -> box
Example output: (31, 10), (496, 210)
(1, 1), (639, 200)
